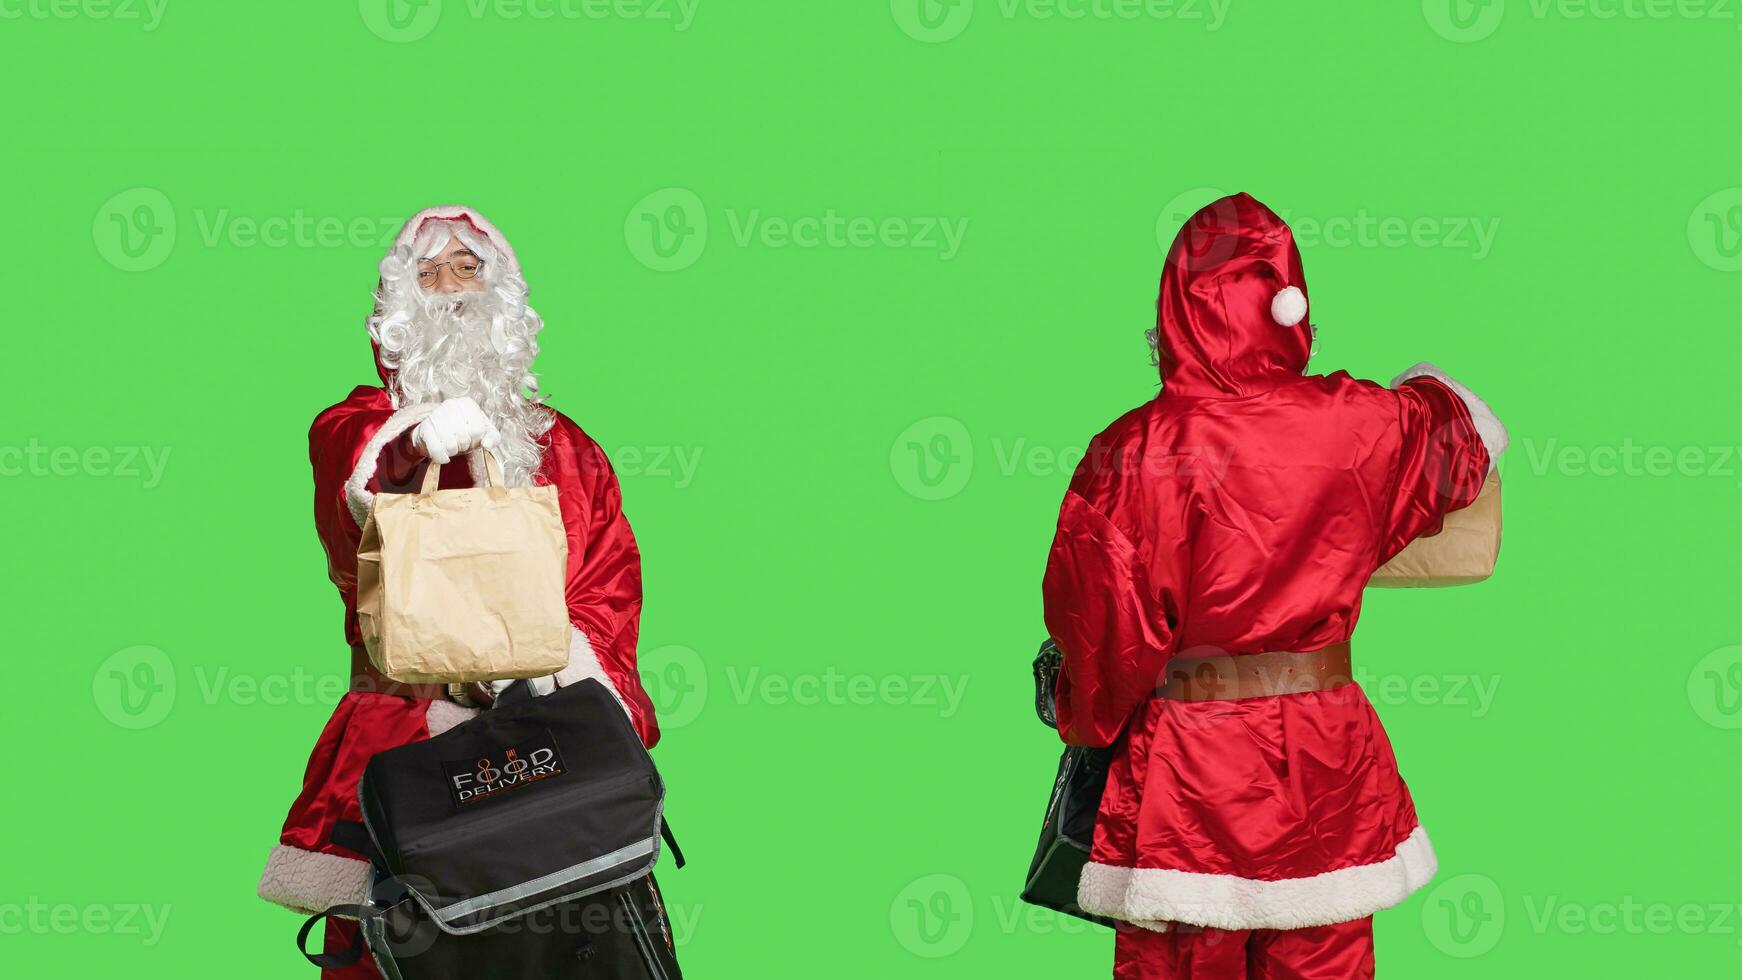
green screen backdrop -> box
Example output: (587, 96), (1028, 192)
(5, 2), (1741, 977)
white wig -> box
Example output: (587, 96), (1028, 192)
(367, 207), (554, 488)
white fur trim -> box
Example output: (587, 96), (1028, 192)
(390, 205), (522, 277)
(344, 402), (438, 528)
(257, 843), (370, 915)
(553, 625), (633, 719)
(1392, 362), (1508, 471)
(424, 698), (478, 738)
(1271, 285), (1308, 327)
(1077, 825), (1438, 931)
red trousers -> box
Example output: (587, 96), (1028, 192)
(1113, 918), (1374, 980)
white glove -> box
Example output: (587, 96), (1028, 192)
(411, 397), (501, 465)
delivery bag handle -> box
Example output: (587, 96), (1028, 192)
(417, 447), (505, 495)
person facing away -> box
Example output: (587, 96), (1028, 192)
(1043, 193), (1507, 980)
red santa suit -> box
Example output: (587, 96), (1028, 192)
(256, 207), (660, 974)
(1042, 194), (1506, 978)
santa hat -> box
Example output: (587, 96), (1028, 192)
(386, 204), (521, 277)
(1153, 193), (1314, 397)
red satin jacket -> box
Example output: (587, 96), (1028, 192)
(310, 386), (660, 748)
(1044, 196), (1489, 748)
(1042, 193), (1495, 931)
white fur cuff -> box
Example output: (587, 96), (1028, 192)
(344, 402), (439, 529)
(1077, 825), (1438, 932)
(257, 843), (370, 916)
(554, 625), (633, 719)
(1392, 362), (1508, 471)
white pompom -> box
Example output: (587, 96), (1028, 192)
(1270, 285), (1307, 327)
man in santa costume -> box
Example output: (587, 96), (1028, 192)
(1043, 193), (1507, 979)
(256, 205), (661, 977)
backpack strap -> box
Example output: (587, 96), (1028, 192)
(296, 904), (369, 969)
(330, 819), (384, 869)
(660, 817), (685, 870)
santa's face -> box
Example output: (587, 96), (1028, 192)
(418, 236), (486, 295)
(371, 216), (552, 488)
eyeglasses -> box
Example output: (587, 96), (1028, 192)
(417, 254), (483, 284)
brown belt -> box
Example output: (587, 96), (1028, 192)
(350, 645), (448, 700)
(1156, 642), (1353, 702)
(350, 646), (496, 707)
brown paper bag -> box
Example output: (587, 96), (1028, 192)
(1369, 472), (1502, 588)
(356, 450), (571, 684)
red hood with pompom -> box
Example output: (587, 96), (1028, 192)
(1153, 192), (1313, 398)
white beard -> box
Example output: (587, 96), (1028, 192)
(371, 286), (551, 488)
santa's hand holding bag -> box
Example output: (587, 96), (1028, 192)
(348, 404), (573, 690)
